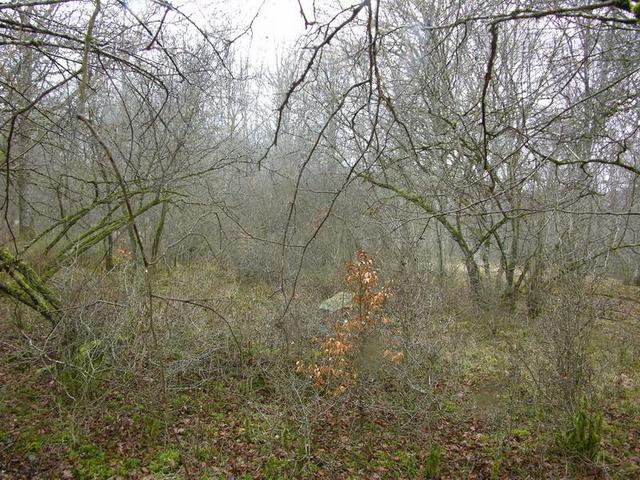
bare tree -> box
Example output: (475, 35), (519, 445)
(264, 0), (640, 306)
(0, 0), (236, 322)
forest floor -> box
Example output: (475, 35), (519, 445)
(1, 267), (639, 479)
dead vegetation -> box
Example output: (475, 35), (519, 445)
(1, 252), (639, 479)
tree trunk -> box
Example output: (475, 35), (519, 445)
(482, 242), (491, 279)
(632, 264), (640, 286)
(526, 259), (545, 318)
(127, 224), (139, 270)
(14, 10), (34, 239)
(436, 223), (444, 278)
(465, 255), (482, 301)
(105, 233), (114, 271)
(16, 168), (31, 238)
(151, 200), (168, 263)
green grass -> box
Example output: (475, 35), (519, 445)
(148, 446), (181, 474)
(2, 268), (640, 479)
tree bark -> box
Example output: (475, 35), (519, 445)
(465, 255), (482, 301)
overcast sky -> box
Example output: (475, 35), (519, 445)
(237, 0), (309, 68)
(179, 0), (309, 68)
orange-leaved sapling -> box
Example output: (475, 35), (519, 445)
(297, 250), (404, 396)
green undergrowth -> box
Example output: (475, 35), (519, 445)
(1, 355), (639, 479)
(1, 270), (639, 479)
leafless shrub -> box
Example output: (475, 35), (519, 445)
(515, 274), (602, 414)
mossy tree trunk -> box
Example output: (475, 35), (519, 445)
(0, 247), (61, 324)
(361, 174), (498, 301)
(0, 195), (166, 323)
